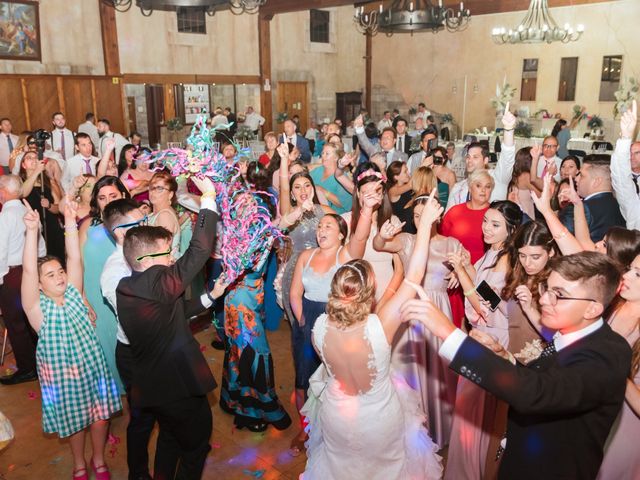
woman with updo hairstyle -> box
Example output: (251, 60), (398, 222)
(288, 191), (377, 455)
(301, 193), (444, 479)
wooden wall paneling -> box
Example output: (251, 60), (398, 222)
(56, 77), (65, 113)
(21, 79), (31, 130)
(99, 0), (121, 76)
(62, 78), (95, 131)
(163, 84), (176, 122)
(24, 77), (59, 130)
(258, 15), (273, 132)
(94, 78), (126, 134)
(365, 32), (372, 113)
(91, 80), (98, 119)
(0, 78), (28, 132)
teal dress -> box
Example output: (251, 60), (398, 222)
(311, 166), (353, 215)
(83, 221), (124, 394)
(219, 260), (291, 429)
(37, 285), (122, 437)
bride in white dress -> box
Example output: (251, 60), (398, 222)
(301, 191), (444, 480)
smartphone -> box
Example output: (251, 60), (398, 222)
(475, 280), (501, 312)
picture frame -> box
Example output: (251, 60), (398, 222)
(0, 0), (41, 61)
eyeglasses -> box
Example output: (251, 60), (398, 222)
(112, 215), (148, 233)
(149, 186), (170, 193)
(538, 282), (597, 306)
(136, 246), (172, 263)
(542, 144), (558, 149)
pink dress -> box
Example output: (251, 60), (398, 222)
(597, 316), (640, 480)
(393, 233), (461, 447)
(445, 248), (508, 480)
(341, 211), (395, 302)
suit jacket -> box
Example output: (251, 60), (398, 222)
(560, 191), (626, 243)
(449, 323), (631, 480)
(281, 134), (311, 163)
(116, 207), (218, 408)
(395, 133), (413, 156)
(355, 130), (408, 165)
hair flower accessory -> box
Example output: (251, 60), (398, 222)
(356, 169), (386, 183)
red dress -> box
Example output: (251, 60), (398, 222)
(439, 203), (488, 327)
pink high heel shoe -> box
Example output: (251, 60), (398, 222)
(90, 459), (111, 480)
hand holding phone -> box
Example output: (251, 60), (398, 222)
(475, 280), (501, 312)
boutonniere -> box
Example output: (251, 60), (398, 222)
(514, 339), (544, 365)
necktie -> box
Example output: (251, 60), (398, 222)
(540, 340), (557, 358)
(632, 174), (640, 195)
(60, 131), (66, 160)
(83, 158), (92, 174)
(6, 135), (13, 153)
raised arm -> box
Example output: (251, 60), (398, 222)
(21, 159), (46, 198)
(334, 150), (358, 195)
(566, 177), (595, 251)
(341, 185), (377, 261)
(277, 139), (293, 216)
(528, 143), (545, 191)
(21, 201), (44, 332)
(63, 198), (83, 294)
(492, 103), (517, 188)
(610, 100), (639, 230)
(531, 174), (583, 255)
(378, 190), (443, 342)
(372, 218), (406, 253)
(353, 114), (378, 158)
(97, 137), (116, 179)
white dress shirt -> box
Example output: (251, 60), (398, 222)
(211, 114), (229, 129)
(0, 199), (46, 285)
(49, 128), (75, 161)
(445, 144), (516, 212)
(407, 150), (428, 175)
(536, 154), (562, 182)
(244, 112), (265, 131)
(439, 319), (605, 364)
(100, 245), (132, 344)
(610, 138), (640, 231)
(377, 118), (392, 131)
(97, 131), (128, 160)
(0, 133), (18, 168)
(77, 121), (100, 148)
(61, 153), (99, 192)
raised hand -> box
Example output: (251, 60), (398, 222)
(379, 218), (405, 240)
(63, 195), (79, 221)
(301, 198), (314, 212)
(22, 200), (40, 231)
(469, 330), (512, 361)
(620, 99), (638, 139)
(276, 139), (290, 162)
(354, 114), (364, 129)
(566, 176), (582, 205)
(530, 143), (542, 161)
(530, 173), (553, 214)
(191, 176), (216, 197)
(361, 180), (383, 210)
(210, 274), (229, 300)
(338, 150), (357, 169)
(401, 280), (456, 340)
(105, 137), (116, 151)
(501, 102), (516, 130)
(515, 285), (534, 312)
(418, 189), (444, 228)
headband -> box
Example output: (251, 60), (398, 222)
(357, 169), (386, 183)
(343, 263), (365, 285)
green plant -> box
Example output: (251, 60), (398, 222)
(408, 106), (418, 116)
(514, 120), (532, 138)
(167, 117), (184, 131)
(587, 115), (603, 129)
(491, 79), (517, 112)
(572, 105), (587, 121)
(235, 125), (256, 141)
(614, 77), (639, 117)
(276, 112), (288, 124)
(442, 113), (454, 124)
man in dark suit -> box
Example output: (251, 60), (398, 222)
(401, 251), (631, 480)
(116, 177), (222, 480)
(561, 154), (626, 242)
(281, 119), (311, 163)
(392, 116), (414, 156)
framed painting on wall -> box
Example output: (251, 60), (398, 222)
(0, 1), (41, 61)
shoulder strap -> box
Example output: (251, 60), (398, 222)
(305, 248), (318, 268)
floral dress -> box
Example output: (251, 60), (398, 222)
(219, 261), (292, 429)
(37, 285), (122, 438)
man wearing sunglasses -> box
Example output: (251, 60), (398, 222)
(116, 177), (223, 480)
(401, 251), (631, 479)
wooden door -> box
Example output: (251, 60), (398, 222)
(277, 81), (308, 133)
(145, 84), (165, 148)
(126, 96), (137, 134)
(336, 91), (362, 127)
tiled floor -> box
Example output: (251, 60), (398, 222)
(0, 318), (306, 479)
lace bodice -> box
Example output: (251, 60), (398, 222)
(313, 313), (390, 396)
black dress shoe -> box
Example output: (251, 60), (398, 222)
(237, 422), (268, 433)
(0, 369), (37, 385)
(210, 338), (225, 350)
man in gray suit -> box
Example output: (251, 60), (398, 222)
(354, 114), (408, 166)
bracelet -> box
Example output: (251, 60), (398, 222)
(463, 287), (476, 297)
(64, 230), (78, 237)
(553, 228), (568, 240)
(201, 191), (216, 199)
(503, 128), (515, 132)
(206, 289), (216, 304)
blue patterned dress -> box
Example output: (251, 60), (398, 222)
(219, 260), (292, 429)
(37, 285), (122, 438)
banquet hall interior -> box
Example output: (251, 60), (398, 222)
(0, 0), (639, 479)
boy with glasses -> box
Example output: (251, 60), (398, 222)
(401, 251), (631, 479)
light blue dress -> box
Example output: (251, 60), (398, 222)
(83, 221), (124, 394)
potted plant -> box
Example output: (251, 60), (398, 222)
(587, 115), (604, 139)
(491, 78), (517, 116)
(276, 112), (288, 124)
(614, 77), (639, 118)
(408, 106), (418, 122)
(166, 117), (184, 144)
(514, 120), (533, 138)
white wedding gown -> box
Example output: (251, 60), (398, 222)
(301, 313), (443, 480)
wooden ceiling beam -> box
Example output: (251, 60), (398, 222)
(263, 0), (616, 17)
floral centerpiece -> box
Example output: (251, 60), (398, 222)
(587, 115), (603, 130)
(166, 117), (185, 144)
(514, 120), (533, 138)
(614, 77), (639, 117)
(491, 77), (517, 114)
(276, 112), (288, 124)
(442, 113), (454, 124)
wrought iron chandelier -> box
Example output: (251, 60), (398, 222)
(104, 0), (265, 16)
(491, 0), (584, 44)
(354, 0), (471, 36)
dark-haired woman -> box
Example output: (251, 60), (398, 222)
(289, 194), (375, 454)
(20, 150), (65, 260)
(444, 200), (523, 480)
(79, 176), (131, 395)
(118, 143), (151, 203)
(386, 160), (414, 232)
